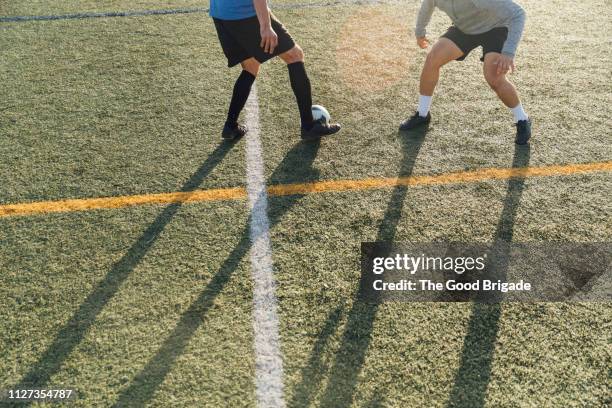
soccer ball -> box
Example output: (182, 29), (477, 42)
(312, 105), (331, 123)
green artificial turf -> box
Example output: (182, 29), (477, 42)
(1, 1), (610, 407)
(0, 201), (257, 407)
(0, 13), (246, 204)
(0, 1), (205, 16)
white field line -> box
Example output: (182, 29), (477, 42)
(244, 84), (286, 408)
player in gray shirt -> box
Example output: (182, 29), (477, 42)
(400, 0), (532, 144)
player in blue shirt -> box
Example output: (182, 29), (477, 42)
(209, 0), (257, 21)
(210, 0), (341, 141)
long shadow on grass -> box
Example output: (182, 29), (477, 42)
(289, 128), (427, 408)
(112, 140), (321, 407)
(11, 141), (236, 401)
(446, 145), (531, 408)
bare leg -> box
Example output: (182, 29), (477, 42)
(482, 52), (520, 108)
(419, 38), (464, 96)
(240, 57), (260, 77)
(483, 52), (531, 143)
(279, 45), (305, 64)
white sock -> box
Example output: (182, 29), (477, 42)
(418, 95), (433, 117)
(511, 103), (528, 123)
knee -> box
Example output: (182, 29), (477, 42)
(281, 45), (304, 64)
(241, 60), (260, 77)
(424, 51), (444, 70)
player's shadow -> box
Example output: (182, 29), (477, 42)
(9, 140), (238, 404)
(290, 127), (428, 407)
(446, 144), (531, 408)
(112, 140), (321, 407)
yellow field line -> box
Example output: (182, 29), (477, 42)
(0, 187), (247, 218)
(1, 161), (610, 218)
(268, 161), (612, 196)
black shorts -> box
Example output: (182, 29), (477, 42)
(213, 15), (296, 67)
(442, 26), (508, 62)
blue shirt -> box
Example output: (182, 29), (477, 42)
(209, 0), (257, 20)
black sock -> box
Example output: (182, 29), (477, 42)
(226, 70), (256, 128)
(287, 61), (314, 129)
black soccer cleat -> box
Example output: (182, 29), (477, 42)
(399, 111), (431, 131)
(222, 123), (248, 141)
(515, 119), (532, 145)
(301, 119), (341, 141)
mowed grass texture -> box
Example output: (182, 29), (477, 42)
(1, 1), (611, 408)
(0, 12), (246, 204)
(0, 203), (257, 407)
(0, 1), (205, 16)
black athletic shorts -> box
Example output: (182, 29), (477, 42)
(442, 26), (508, 62)
(213, 15), (296, 67)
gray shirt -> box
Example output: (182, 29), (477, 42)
(415, 0), (526, 56)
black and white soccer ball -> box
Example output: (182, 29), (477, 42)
(311, 105), (331, 124)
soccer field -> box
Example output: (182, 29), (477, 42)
(1, 1), (611, 407)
